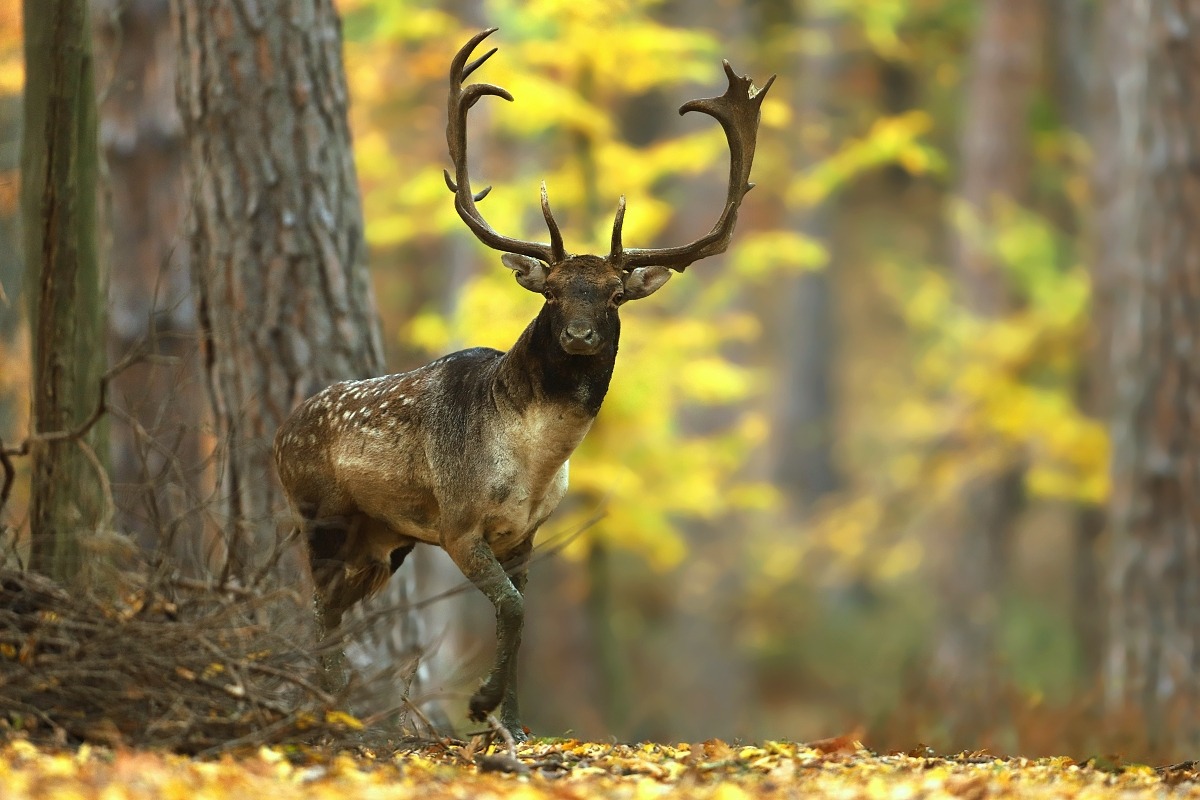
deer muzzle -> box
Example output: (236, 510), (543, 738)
(560, 321), (600, 355)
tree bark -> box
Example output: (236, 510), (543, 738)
(1054, 0), (1106, 682)
(22, 0), (108, 583)
(1104, 0), (1200, 750)
(769, 0), (843, 511)
(172, 0), (439, 725)
(0, 89), (22, 442)
(94, 0), (210, 569)
(935, 0), (1042, 734)
(173, 0), (384, 573)
(951, 0), (1042, 313)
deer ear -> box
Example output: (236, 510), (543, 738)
(502, 253), (549, 293)
(621, 266), (672, 301)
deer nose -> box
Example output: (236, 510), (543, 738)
(560, 322), (599, 353)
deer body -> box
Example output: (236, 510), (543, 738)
(277, 305), (615, 571)
(275, 29), (772, 739)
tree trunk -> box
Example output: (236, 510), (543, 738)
(22, 0), (107, 583)
(1053, 0), (1106, 682)
(769, 0), (843, 511)
(951, 0), (1042, 312)
(172, 0), (436, 725)
(0, 90), (22, 441)
(935, 0), (1042, 735)
(93, 0), (210, 569)
(1104, 0), (1200, 751)
(173, 0), (384, 573)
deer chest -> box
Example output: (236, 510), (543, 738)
(482, 460), (570, 556)
(480, 405), (592, 554)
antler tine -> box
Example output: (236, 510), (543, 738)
(462, 46), (498, 81)
(618, 61), (776, 272)
(446, 29), (561, 263)
(540, 182), (566, 263)
(610, 196), (626, 260)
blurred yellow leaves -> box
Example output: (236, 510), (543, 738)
(0, 0), (20, 95)
(678, 358), (755, 405)
(565, 328), (772, 568)
(882, 204), (1108, 508)
(496, 0), (719, 92)
(730, 231), (828, 279)
(791, 112), (943, 208)
(322, 710), (364, 731)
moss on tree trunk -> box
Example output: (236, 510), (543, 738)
(21, 0), (108, 583)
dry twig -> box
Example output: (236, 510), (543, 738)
(0, 567), (362, 753)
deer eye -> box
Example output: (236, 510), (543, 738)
(543, 290), (555, 302)
(611, 290), (625, 305)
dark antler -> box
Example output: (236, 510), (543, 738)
(445, 28), (566, 263)
(612, 61), (775, 271)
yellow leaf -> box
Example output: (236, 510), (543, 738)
(712, 783), (752, 800)
(325, 710), (365, 730)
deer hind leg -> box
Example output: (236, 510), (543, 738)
(442, 531), (527, 739)
(307, 512), (398, 635)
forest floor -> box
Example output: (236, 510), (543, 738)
(3, 736), (1200, 799)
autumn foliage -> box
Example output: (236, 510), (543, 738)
(0, 0), (1192, 778)
(2, 736), (1197, 799)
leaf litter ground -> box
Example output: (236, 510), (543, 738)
(3, 735), (1200, 799)
(3, 568), (1195, 797)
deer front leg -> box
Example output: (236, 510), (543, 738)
(498, 539), (533, 735)
(443, 531), (527, 739)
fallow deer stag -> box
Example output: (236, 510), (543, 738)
(275, 28), (773, 738)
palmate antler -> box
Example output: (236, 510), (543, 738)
(444, 28), (565, 264)
(614, 62), (776, 271)
(445, 28), (775, 271)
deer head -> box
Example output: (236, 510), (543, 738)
(444, 28), (775, 358)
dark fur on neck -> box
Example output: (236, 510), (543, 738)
(497, 304), (618, 417)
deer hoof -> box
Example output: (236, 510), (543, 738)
(501, 718), (530, 742)
(468, 687), (501, 722)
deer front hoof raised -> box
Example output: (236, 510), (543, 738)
(468, 685), (502, 722)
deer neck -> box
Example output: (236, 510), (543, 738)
(495, 304), (617, 420)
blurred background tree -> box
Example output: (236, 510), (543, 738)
(2, 0), (1198, 760)
(1101, 1), (1200, 755)
(92, 0), (210, 571)
(932, 0), (1041, 741)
